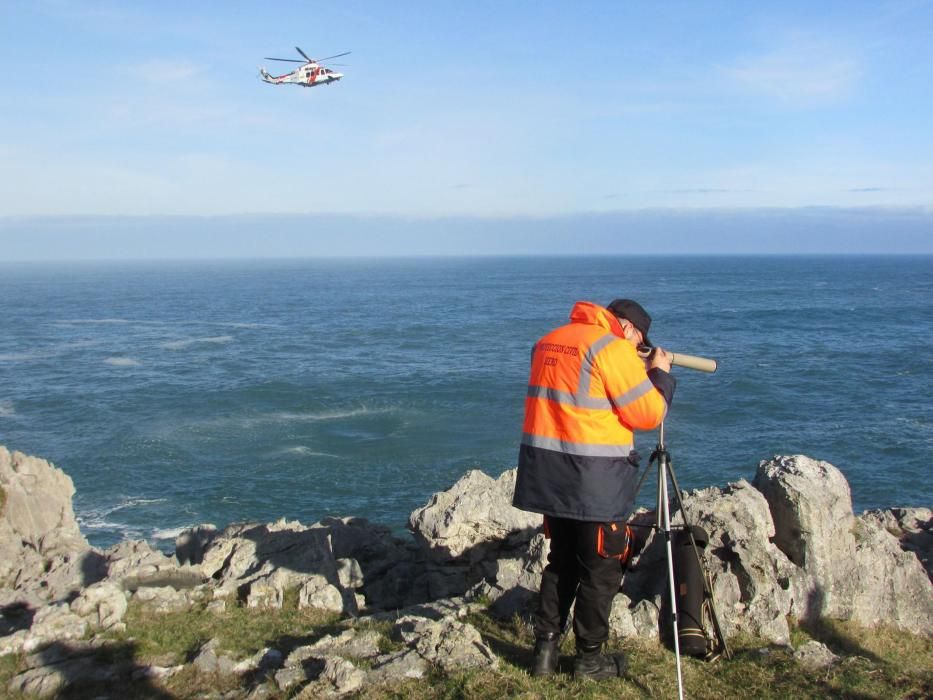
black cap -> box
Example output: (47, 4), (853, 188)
(607, 298), (652, 347)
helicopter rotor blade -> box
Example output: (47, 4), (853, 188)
(264, 57), (306, 63)
(315, 51), (351, 62)
(295, 46), (313, 62)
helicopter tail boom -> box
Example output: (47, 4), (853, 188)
(259, 67), (281, 83)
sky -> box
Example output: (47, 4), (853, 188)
(1, 0), (932, 257)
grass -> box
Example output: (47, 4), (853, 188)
(0, 598), (930, 699)
(113, 593), (344, 663)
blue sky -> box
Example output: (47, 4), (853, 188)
(2, 1), (932, 256)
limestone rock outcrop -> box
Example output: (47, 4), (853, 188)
(409, 469), (540, 561)
(0, 446), (102, 607)
(1, 442), (931, 697)
(753, 455), (933, 635)
(407, 455), (932, 644)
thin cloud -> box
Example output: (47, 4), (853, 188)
(724, 36), (859, 104)
(848, 187), (893, 193)
(131, 60), (202, 83)
(665, 188), (751, 194)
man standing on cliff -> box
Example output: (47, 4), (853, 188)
(512, 298), (675, 680)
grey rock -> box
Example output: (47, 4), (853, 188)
(0, 629), (28, 656)
(845, 518), (933, 633)
(409, 469), (540, 562)
(0, 447), (100, 601)
(133, 584), (192, 613)
(296, 656), (365, 698)
(275, 663), (315, 691)
(302, 628), (382, 660)
(860, 507), (932, 580)
(754, 455), (933, 634)
(794, 640), (839, 669)
(245, 571), (286, 609)
(70, 580), (127, 629)
(22, 603), (88, 652)
(9, 658), (101, 698)
(200, 519), (340, 602)
(610, 594), (660, 640)
(193, 638), (239, 676)
(132, 663), (186, 680)
(366, 648), (427, 683)
(297, 574), (345, 613)
(176, 523), (219, 565)
(391, 614), (499, 671)
(106, 538), (200, 593)
(336, 557), (364, 589)
(0, 446), (88, 557)
(754, 455), (856, 620)
(9, 641), (125, 698)
(489, 532), (549, 596)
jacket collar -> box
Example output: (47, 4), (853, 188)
(569, 301), (626, 337)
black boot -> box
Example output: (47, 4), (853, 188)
(531, 632), (559, 677)
(573, 641), (626, 680)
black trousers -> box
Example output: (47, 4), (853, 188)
(534, 516), (624, 646)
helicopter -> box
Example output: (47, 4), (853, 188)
(259, 47), (350, 87)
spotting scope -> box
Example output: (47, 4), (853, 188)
(639, 346), (717, 373)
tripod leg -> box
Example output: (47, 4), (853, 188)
(659, 458), (686, 700)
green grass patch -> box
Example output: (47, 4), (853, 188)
(108, 594), (343, 664)
(3, 601), (930, 699)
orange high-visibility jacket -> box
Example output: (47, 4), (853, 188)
(512, 301), (675, 522)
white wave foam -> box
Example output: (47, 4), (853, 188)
(151, 526), (193, 540)
(0, 350), (58, 361)
(85, 497), (168, 518)
(162, 335), (234, 350)
(76, 515), (145, 540)
(202, 406), (396, 430)
(0, 341), (103, 363)
(56, 318), (132, 325)
(201, 321), (277, 329)
(276, 445), (344, 459)
(0, 400), (15, 417)
(104, 357), (141, 367)
(272, 407), (393, 423)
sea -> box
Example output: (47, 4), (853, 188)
(0, 256), (930, 551)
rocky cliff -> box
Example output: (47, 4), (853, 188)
(1, 444), (930, 696)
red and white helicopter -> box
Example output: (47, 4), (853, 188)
(259, 47), (350, 88)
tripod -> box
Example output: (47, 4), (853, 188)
(633, 420), (731, 700)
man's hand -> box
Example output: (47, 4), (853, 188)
(648, 347), (673, 373)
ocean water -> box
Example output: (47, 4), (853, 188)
(0, 256), (930, 550)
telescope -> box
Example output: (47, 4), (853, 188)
(638, 346), (717, 374)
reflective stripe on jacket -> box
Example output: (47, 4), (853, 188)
(512, 301), (674, 522)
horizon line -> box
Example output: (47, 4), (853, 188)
(3, 203), (933, 223)
(3, 252), (931, 265)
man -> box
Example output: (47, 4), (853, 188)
(512, 298), (675, 680)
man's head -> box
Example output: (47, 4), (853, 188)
(608, 299), (652, 348)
